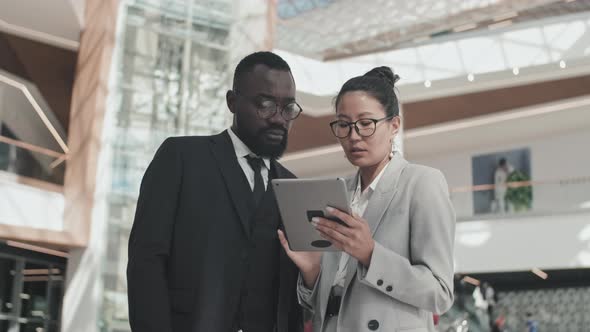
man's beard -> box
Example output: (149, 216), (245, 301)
(241, 127), (289, 159)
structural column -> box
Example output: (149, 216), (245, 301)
(62, 0), (119, 331)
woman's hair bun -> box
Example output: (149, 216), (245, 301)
(364, 66), (400, 87)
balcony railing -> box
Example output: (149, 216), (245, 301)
(0, 70), (68, 185)
(450, 175), (590, 220)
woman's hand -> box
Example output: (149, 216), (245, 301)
(313, 207), (375, 267)
(278, 229), (322, 288)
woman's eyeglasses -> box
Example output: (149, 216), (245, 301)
(329, 116), (394, 138)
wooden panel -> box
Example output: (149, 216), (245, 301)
(286, 74), (590, 153)
(403, 75), (590, 129)
(287, 112), (337, 153)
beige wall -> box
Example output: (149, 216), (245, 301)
(62, 0), (120, 331)
(63, 0), (119, 248)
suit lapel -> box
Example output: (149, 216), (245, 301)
(342, 153), (408, 292)
(209, 131), (254, 239)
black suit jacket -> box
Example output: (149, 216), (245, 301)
(127, 131), (302, 332)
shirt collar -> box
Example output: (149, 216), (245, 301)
(227, 128), (271, 170)
(355, 159), (391, 195)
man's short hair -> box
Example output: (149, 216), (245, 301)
(233, 51), (292, 90)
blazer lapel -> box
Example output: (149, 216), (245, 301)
(342, 153), (408, 292)
(209, 131), (254, 239)
(363, 153), (407, 236)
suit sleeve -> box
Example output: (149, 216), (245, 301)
(127, 138), (182, 332)
(357, 169), (455, 314)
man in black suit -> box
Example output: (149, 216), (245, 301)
(127, 52), (303, 332)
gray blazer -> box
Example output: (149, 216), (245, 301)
(297, 153), (456, 332)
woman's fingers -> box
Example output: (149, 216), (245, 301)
(314, 217), (353, 237)
(278, 229), (292, 253)
(315, 209), (374, 266)
(325, 207), (358, 227)
(279, 229), (323, 274)
(317, 225), (349, 249)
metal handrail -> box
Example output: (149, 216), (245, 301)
(450, 175), (590, 193)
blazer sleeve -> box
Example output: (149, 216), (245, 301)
(357, 168), (455, 314)
(296, 269), (322, 313)
(127, 138), (183, 332)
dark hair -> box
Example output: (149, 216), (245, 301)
(233, 51), (292, 90)
(499, 158), (507, 166)
(334, 66), (400, 117)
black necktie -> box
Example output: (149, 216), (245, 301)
(245, 155), (265, 207)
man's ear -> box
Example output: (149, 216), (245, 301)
(226, 90), (236, 114)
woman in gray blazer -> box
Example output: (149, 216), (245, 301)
(278, 66), (456, 332)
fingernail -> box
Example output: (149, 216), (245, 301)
(326, 206), (334, 213)
(311, 217), (319, 223)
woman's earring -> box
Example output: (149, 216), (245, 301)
(389, 137), (395, 159)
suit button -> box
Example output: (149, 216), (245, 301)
(368, 319), (379, 330)
(386, 285), (393, 292)
(376, 279), (383, 286)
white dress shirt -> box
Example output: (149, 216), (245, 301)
(227, 128), (271, 190)
(332, 161), (391, 287)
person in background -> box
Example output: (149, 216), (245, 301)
(525, 312), (538, 332)
(493, 158), (513, 213)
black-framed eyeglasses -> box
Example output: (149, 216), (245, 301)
(329, 116), (394, 138)
(235, 91), (303, 120)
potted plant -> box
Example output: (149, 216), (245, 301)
(505, 170), (532, 212)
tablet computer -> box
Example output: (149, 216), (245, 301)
(272, 177), (352, 251)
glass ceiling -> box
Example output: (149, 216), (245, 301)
(277, 0), (335, 19)
(277, 12), (590, 96)
(275, 0), (588, 60)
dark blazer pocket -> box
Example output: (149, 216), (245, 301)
(169, 288), (195, 313)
